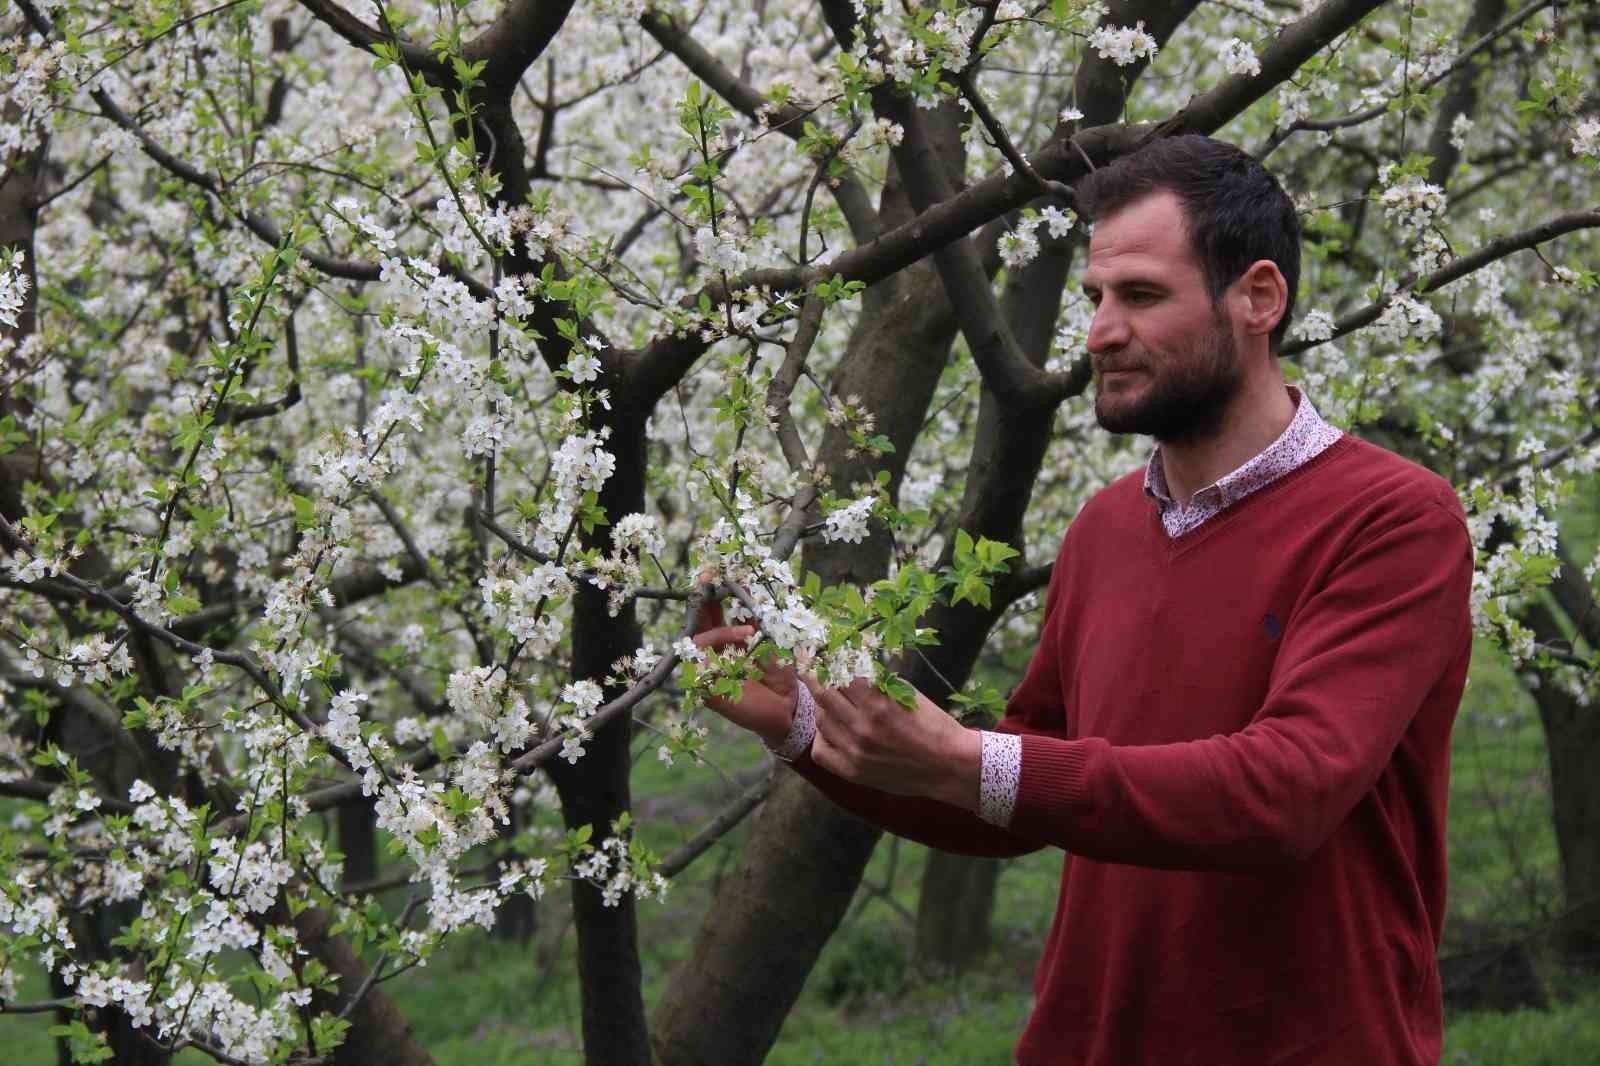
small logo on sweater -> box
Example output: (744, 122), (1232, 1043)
(1262, 612), (1283, 640)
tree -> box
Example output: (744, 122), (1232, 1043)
(1, 1), (1596, 1064)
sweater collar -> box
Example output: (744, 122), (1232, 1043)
(1143, 387), (1343, 538)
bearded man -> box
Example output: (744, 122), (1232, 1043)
(696, 135), (1473, 1066)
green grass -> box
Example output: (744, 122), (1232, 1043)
(1445, 994), (1600, 1066)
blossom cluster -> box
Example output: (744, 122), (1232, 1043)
(1088, 22), (1159, 67)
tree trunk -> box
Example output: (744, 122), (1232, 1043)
(545, 410), (651, 1066)
(913, 851), (1004, 974)
(649, 774), (887, 1065)
(1425, 0), (1508, 190)
(339, 799), (378, 889)
(4, 126), (173, 1066)
(650, 86), (980, 1063)
(493, 803), (539, 941)
(905, 225), (1076, 975)
(1522, 600), (1600, 970)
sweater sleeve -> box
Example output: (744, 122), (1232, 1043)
(789, 748), (1045, 857)
(1008, 496), (1473, 870)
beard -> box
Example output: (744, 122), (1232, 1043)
(1093, 314), (1243, 444)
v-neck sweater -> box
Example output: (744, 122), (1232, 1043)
(797, 435), (1474, 1065)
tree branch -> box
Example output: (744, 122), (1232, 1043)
(508, 582), (716, 774)
(473, 509), (554, 564)
(217, 313), (302, 424)
(0, 998), (76, 1014)
(1425, 0), (1513, 188)
(0, 513), (308, 734)
(629, 0), (1392, 418)
(87, 86), (491, 299)
(1551, 536), (1600, 653)
(874, 94), (1049, 409)
(1256, 0), (1552, 160)
(764, 294), (824, 475)
(466, 1), (580, 93)
(640, 8), (879, 245)
(955, 70), (1074, 204)
(90, 88), (382, 281)
(1281, 208), (1600, 357)
(657, 766), (777, 879)
(1163, 0), (1392, 137)
(294, 0), (444, 75)
(0, 776), (136, 815)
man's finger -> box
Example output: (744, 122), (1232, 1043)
(693, 573), (727, 633)
(808, 680), (864, 739)
(696, 595), (726, 633)
(692, 624), (756, 650)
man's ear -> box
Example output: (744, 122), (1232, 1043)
(1231, 260), (1288, 342)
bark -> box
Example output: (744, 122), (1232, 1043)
(493, 803), (540, 942)
(914, 851), (1005, 974)
(338, 799), (378, 889)
(649, 259), (958, 1066)
(294, 906), (436, 1066)
(1523, 597), (1600, 970)
(647, 771), (888, 1066)
(545, 410), (652, 1066)
(0, 126), (46, 524)
(904, 240), (1076, 970)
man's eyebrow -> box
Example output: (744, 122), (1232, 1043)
(1080, 276), (1167, 294)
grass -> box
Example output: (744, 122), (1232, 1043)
(1445, 998), (1600, 1066)
(3, 630), (1592, 1064)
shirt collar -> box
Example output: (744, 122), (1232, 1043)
(1143, 386), (1337, 511)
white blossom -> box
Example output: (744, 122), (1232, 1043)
(1088, 22), (1159, 67)
(822, 496), (876, 544)
(1572, 117), (1600, 159)
(1220, 38), (1261, 78)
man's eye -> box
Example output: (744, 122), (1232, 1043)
(1126, 290), (1157, 304)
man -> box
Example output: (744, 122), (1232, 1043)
(695, 135), (1473, 1065)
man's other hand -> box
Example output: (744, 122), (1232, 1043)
(691, 622), (799, 748)
(810, 679), (982, 812)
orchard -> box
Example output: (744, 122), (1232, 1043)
(1, 1), (1597, 1063)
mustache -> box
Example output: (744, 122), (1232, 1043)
(1094, 361), (1146, 374)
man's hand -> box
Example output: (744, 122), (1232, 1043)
(691, 621), (799, 749)
(810, 678), (983, 812)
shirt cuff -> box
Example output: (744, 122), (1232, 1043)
(978, 731), (1021, 827)
(767, 681), (816, 763)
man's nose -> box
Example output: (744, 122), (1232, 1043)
(1086, 301), (1129, 355)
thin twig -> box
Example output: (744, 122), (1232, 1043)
(657, 765), (778, 878)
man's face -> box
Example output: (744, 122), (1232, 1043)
(1079, 191), (1242, 444)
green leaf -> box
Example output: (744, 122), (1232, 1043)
(167, 593), (202, 616)
(878, 672), (918, 710)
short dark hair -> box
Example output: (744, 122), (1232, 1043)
(1074, 135), (1301, 352)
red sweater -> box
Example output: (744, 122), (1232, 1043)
(798, 436), (1474, 1065)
